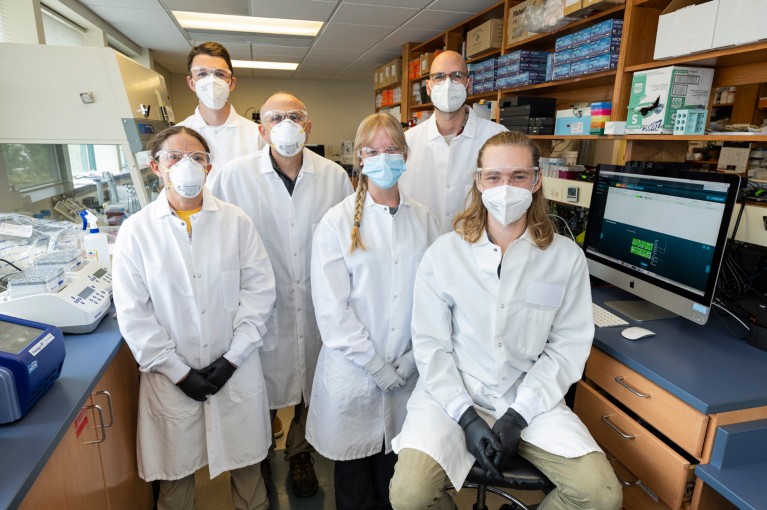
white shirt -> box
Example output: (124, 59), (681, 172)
(112, 187), (276, 480)
(306, 191), (440, 460)
(399, 107), (506, 233)
(392, 230), (601, 488)
(177, 106), (265, 172)
(208, 147), (353, 408)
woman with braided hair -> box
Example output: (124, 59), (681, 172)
(306, 113), (440, 509)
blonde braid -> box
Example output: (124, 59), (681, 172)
(349, 175), (368, 253)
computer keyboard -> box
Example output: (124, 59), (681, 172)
(592, 302), (629, 328)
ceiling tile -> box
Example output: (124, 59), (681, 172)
(331, 4), (418, 27)
(163, 0), (251, 16)
(249, 44), (309, 58)
(314, 22), (390, 44)
(306, 47), (367, 59)
(248, 0), (338, 21)
(404, 10), (473, 31)
(81, 0), (163, 9)
(427, 0), (498, 13)
(375, 26), (443, 48)
(343, 0), (432, 7)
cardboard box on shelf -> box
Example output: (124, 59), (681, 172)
(388, 58), (402, 85)
(625, 66), (714, 134)
(712, 0), (767, 49)
(507, 0), (545, 45)
(654, 0), (718, 60)
(419, 52), (435, 77)
(466, 18), (504, 58)
(555, 106), (592, 135)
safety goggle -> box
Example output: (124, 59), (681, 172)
(261, 109), (309, 126)
(429, 71), (469, 85)
(476, 167), (540, 187)
(359, 146), (403, 158)
(190, 66), (233, 82)
(154, 150), (213, 166)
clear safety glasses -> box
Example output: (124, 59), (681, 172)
(359, 146), (403, 158)
(190, 66), (233, 82)
(261, 109), (309, 126)
(476, 167), (540, 188)
(429, 71), (469, 85)
(154, 150), (213, 166)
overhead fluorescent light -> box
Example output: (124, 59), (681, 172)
(173, 11), (323, 37)
(232, 60), (299, 71)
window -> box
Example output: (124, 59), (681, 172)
(1, 144), (63, 191)
(0, 0), (30, 42)
(41, 5), (84, 46)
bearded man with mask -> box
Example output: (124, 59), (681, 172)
(208, 92), (353, 499)
(177, 42), (265, 171)
(398, 50), (507, 234)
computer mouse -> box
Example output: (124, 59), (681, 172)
(621, 326), (656, 340)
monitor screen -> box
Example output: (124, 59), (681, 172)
(305, 144), (325, 157)
(583, 164), (740, 324)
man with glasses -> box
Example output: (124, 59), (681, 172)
(398, 50), (507, 233)
(208, 92), (353, 499)
(177, 42), (265, 171)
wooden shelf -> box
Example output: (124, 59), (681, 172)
(375, 102), (401, 111)
(633, 0), (672, 8)
(374, 82), (402, 93)
(625, 134), (767, 142)
(624, 41), (767, 73)
(410, 103), (433, 111)
(468, 91), (498, 102)
(499, 70), (617, 95)
(530, 135), (622, 140)
(466, 48), (501, 63)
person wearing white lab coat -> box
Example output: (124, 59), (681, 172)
(208, 91), (353, 498)
(398, 50), (506, 234)
(177, 42), (265, 171)
(112, 126), (276, 510)
(389, 131), (622, 510)
(307, 113), (440, 510)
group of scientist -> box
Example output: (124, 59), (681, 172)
(111, 41), (623, 510)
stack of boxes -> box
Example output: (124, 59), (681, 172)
(499, 96), (557, 135)
(590, 101), (612, 134)
(552, 18), (622, 80)
(468, 59), (497, 95)
(373, 57), (403, 91)
(494, 50), (550, 90)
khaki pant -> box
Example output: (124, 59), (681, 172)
(268, 401), (313, 461)
(389, 442), (622, 510)
(158, 462), (268, 510)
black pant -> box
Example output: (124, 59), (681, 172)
(334, 447), (397, 510)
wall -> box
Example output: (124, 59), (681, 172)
(168, 74), (374, 158)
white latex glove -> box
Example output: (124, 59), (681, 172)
(392, 349), (417, 381)
(363, 354), (405, 392)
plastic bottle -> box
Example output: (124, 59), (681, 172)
(80, 210), (110, 270)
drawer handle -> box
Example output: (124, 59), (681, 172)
(92, 390), (114, 427)
(614, 376), (650, 398)
(601, 415), (635, 439)
(83, 404), (107, 444)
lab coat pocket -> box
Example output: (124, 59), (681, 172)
(222, 270), (239, 311)
(518, 306), (558, 357)
(228, 354), (264, 403)
(143, 372), (198, 421)
(322, 349), (369, 399)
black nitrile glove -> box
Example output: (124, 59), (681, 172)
(458, 407), (503, 479)
(492, 408), (528, 466)
(199, 356), (237, 394)
(177, 368), (217, 401)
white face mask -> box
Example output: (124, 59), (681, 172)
(481, 185), (533, 226)
(164, 158), (206, 199)
(194, 74), (230, 110)
(430, 80), (467, 113)
(270, 119), (306, 157)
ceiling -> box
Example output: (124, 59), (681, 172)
(77, 0), (500, 82)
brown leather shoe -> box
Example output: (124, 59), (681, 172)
(289, 452), (319, 497)
(273, 416), (284, 439)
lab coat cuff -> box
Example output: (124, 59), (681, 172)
(512, 388), (545, 425)
(355, 345), (379, 368)
(154, 352), (191, 384)
(362, 354), (385, 374)
(445, 393), (475, 422)
(227, 332), (257, 367)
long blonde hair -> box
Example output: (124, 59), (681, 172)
(453, 131), (555, 249)
(349, 113), (408, 253)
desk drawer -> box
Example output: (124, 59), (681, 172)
(585, 348), (708, 458)
(575, 381), (695, 509)
(606, 451), (673, 510)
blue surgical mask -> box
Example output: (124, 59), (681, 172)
(362, 153), (406, 189)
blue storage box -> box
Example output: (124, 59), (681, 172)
(554, 49), (572, 65)
(552, 63), (571, 80)
(589, 53), (619, 72)
(573, 28), (591, 46)
(555, 107), (592, 135)
(590, 18), (623, 41)
(570, 59), (591, 76)
(555, 33), (574, 51)
(588, 34), (622, 57)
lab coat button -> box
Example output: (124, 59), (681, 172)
(447, 184), (451, 189)
(393, 295), (398, 299)
(386, 357), (392, 361)
(394, 260), (399, 264)
(299, 335), (304, 339)
(497, 343), (502, 347)
(196, 273), (202, 278)
(203, 344), (208, 348)
(502, 377), (507, 381)
(297, 308), (302, 312)
(500, 304), (505, 308)
(391, 328), (395, 332)
(201, 310), (206, 315)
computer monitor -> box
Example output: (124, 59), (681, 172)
(305, 144), (325, 157)
(583, 164), (740, 325)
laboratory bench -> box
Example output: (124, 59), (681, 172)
(575, 286), (767, 510)
(0, 313), (152, 510)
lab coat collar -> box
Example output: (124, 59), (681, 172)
(362, 188), (414, 210)
(425, 106), (479, 142)
(187, 105), (241, 129)
(473, 226), (535, 248)
(258, 146), (316, 176)
(153, 187), (220, 218)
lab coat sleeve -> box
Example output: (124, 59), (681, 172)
(310, 214), (377, 366)
(112, 230), (190, 383)
(512, 246), (594, 424)
(411, 244), (473, 419)
(225, 214), (277, 367)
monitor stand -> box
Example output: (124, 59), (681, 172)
(605, 300), (677, 322)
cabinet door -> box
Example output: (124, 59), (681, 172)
(18, 406), (109, 510)
(91, 342), (153, 510)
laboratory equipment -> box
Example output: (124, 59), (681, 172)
(583, 164), (740, 325)
(80, 210), (110, 270)
(34, 249), (84, 273)
(0, 313), (66, 424)
(0, 266), (111, 334)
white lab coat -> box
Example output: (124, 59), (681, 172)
(306, 191), (440, 460)
(177, 106), (265, 171)
(112, 187), (276, 481)
(208, 147), (353, 408)
(398, 108), (507, 233)
(392, 230), (601, 489)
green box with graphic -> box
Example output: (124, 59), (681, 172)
(625, 66), (714, 134)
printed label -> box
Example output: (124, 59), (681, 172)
(29, 333), (55, 357)
(0, 223), (33, 238)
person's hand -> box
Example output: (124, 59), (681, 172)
(458, 407), (502, 479)
(199, 356), (237, 394)
(363, 355), (405, 391)
(392, 350), (417, 381)
(492, 408), (528, 465)
(177, 368), (217, 401)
